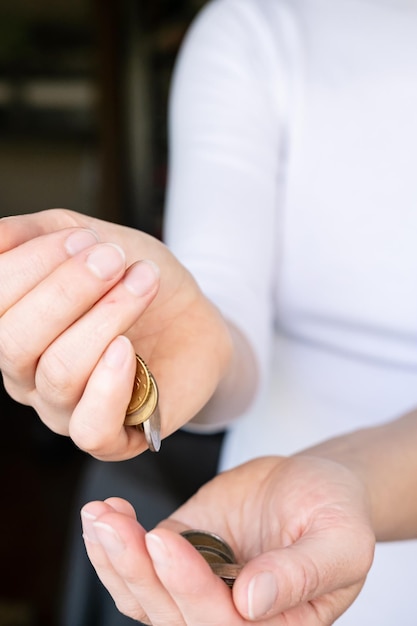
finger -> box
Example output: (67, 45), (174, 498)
(233, 524), (374, 623)
(104, 498), (137, 519)
(0, 212), (57, 253)
(0, 227), (99, 316)
(67, 336), (149, 459)
(145, 528), (245, 626)
(82, 506), (184, 626)
(81, 502), (152, 625)
(0, 208), (87, 252)
(32, 260), (159, 419)
(0, 215), (38, 253)
(0, 242), (127, 395)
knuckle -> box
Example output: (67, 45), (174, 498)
(46, 279), (79, 316)
(69, 419), (112, 456)
(0, 328), (38, 401)
(36, 348), (79, 407)
(0, 323), (31, 375)
(120, 574), (141, 589)
(32, 404), (70, 436)
(298, 558), (320, 604)
(284, 552), (320, 607)
(0, 216), (16, 251)
(114, 597), (149, 624)
(1, 375), (30, 406)
(45, 207), (79, 226)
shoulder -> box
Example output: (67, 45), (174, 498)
(174, 0), (299, 96)
(181, 0), (295, 63)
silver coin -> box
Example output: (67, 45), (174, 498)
(126, 362), (161, 452)
(181, 530), (236, 563)
(181, 529), (241, 587)
(211, 563), (244, 588)
(142, 401), (161, 452)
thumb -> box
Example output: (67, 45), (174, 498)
(233, 525), (374, 622)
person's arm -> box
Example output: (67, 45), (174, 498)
(0, 210), (237, 459)
(303, 408), (417, 541)
(164, 0), (288, 429)
(0, 0), (287, 452)
(79, 409), (417, 624)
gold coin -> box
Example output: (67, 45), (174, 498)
(124, 355), (161, 452)
(125, 354), (151, 420)
(125, 373), (158, 427)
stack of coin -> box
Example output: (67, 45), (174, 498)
(181, 530), (243, 588)
(124, 354), (161, 452)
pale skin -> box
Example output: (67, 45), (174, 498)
(0, 208), (256, 460)
(80, 411), (417, 625)
(2, 209), (417, 624)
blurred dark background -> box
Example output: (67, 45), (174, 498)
(0, 1), (208, 624)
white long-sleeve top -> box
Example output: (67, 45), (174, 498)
(164, 1), (417, 623)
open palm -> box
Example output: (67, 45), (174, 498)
(81, 454), (375, 625)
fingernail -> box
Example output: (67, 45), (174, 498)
(86, 243), (126, 280)
(65, 229), (99, 256)
(94, 522), (126, 555)
(247, 572), (278, 620)
(104, 336), (131, 369)
(81, 508), (99, 543)
(123, 260), (159, 297)
(145, 532), (171, 567)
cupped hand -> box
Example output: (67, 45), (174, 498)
(81, 455), (375, 625)
(0, 209), (232, 459)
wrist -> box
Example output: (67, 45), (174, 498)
(297, 413), (417, 541)
(190, 316), (258, 430)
